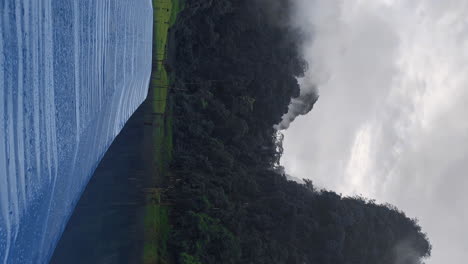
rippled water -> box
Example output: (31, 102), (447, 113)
(0, 1), (152, 263)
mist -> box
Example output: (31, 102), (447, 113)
(275, 84), (319, 130)
(282, 0), (468, 263)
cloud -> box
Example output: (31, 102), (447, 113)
(282, 0), (468, 263)
(275, 85), (319, 130)
(394, 239), (427, 264)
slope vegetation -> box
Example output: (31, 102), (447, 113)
(164, 0), (432, 263)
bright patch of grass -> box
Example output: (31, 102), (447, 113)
(144, 193), (170, 264)
(143, 0), (182, 263)
(151, 0), (180, 114)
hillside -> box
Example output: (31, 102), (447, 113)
(164, 0), (432, 263)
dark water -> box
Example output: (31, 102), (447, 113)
(50, 98), (153, 264)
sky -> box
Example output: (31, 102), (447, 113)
(281, 0), (468, 263)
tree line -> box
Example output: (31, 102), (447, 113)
(164, 0), (431, 263)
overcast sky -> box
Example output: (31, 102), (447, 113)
(282, 0), (468, 263)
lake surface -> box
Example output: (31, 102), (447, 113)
(50, 96), (154, 264)
(0, 1), (153, 263)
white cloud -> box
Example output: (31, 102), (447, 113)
(344, 123), (374, 195)
(283, 0), (468, 263)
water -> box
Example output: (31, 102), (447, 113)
(0, 0), (153, 263)
(50, 98), (154, 263)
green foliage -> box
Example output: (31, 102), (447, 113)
(144, 0), (182, 263)
(200, 98), (208, 109)
(164, 0), (432, 263)
(180, 253), (202, 264)
(171, 212), (240, 264)
(144, 195), (170, 264)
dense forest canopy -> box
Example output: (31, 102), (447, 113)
(165, 0), (431, 263)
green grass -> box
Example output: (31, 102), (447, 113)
(144, 193), (170, 264)
(144, 0), (182, 263)
(151, 0), (182, 114)
(164, 110), (174, 163)
(152, 114), (173, 179)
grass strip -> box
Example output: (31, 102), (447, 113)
(143, 0), (183, 263)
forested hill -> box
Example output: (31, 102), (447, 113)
(165, 0), (432, 263)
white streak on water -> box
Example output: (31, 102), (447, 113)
(73, 0), (80, 140)
(0, 5), (10, 264)
(0, 0), (153, 263)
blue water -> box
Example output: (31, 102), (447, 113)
(0, 0), (153, 263)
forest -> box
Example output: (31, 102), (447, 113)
(162, 0), (432, 263)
